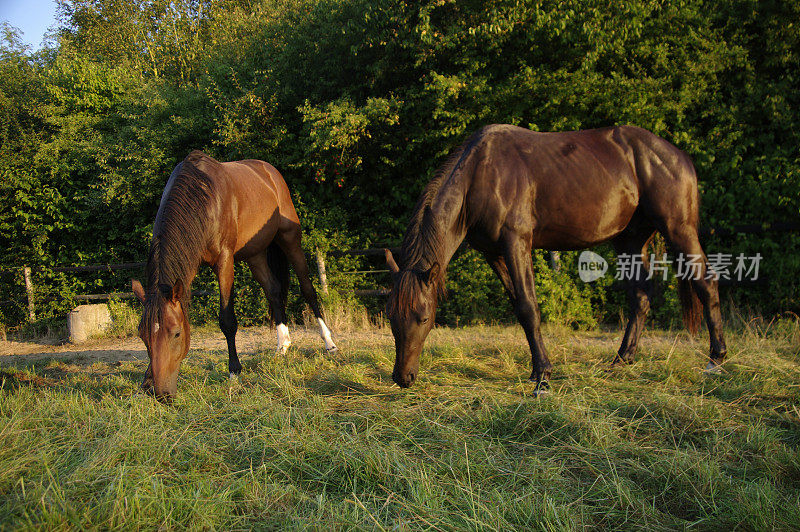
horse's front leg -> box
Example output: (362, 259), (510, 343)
(502, 234), (553, 394)
(215, 251), (241, 378)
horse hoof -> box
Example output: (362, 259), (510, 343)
(326, 346), (339, 355)
(229, 372), (240, 382)
(703, 361), (725, 375)
(276, 344), (291, 355)
(528, 378), (551, 396)
(610, 355), (633, 368)
(532, 385), (550, 397)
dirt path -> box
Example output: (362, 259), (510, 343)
(0, 325), (396, 370)
(0, 326), (289, 367)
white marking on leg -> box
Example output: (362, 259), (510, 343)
(317, 318), (337, 352)
(276, 323), (291, 354)
(703, 360), (724, 374)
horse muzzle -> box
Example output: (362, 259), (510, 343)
(154, 392), (175, 404)
(393, 370), (417, 388)
(142, 379), (175, 404)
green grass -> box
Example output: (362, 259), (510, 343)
(1, 320), (799, 530)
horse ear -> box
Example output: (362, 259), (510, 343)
(422, 262), (441, 285)
(172, 279), (184, 301)
(385, 249), (400, 280)
(131, 279), (145, 304)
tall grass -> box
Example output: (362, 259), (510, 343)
(1, 320), (799, 529)
(106, 298), (141, 338)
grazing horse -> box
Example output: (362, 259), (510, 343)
(132, 150), (337, 401)
(385, 124), (727, 392)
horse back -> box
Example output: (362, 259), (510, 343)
(213, 159), (300, 259)
(227, 159), (300, 223)
(468, 125), (642, 249)
(166, 152), (296, 261)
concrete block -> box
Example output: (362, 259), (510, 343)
(68, 304), (113, 343)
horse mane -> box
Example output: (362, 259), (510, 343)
(389, 130), (484, 319)
(141, 150), (219, 335)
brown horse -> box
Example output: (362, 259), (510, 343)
(385, 124), (727, 392)
(132, 150), (337, 401)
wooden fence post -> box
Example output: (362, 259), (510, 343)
(315, 249), (329, 296)
(549, 251), (561, 272)
(22, 266), (36, 321)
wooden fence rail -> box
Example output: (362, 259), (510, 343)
(4, 247), (406, 318)
(3, 218), (798, 322)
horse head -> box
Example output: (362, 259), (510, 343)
(385, 249), (442, 388)
(132, 279), (191, 402)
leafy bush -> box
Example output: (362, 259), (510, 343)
(438, 249), (612, 329)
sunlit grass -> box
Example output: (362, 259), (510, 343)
(1, 320), (799, 529)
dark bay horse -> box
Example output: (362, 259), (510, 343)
(132, 150), (337, 401)
(385, 124), (727, 392)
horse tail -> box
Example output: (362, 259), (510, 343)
(266, 243), (290, 311)
(678, 277), (701, 336)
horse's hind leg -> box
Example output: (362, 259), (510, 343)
(612, 229), (656, 365)
(275, 225), (338, 353)
(215, 251), (242, 377)
(247, 249), (291, 354)
(501, 232), (553, 393)
(662, 225), (727, 368)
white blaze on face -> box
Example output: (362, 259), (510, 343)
(276, 323), (291, 353)
(317, 318), (336, 351)
(153, 323), (160, 333)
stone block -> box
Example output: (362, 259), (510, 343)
(68, 304), (112, 343)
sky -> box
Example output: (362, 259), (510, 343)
(0, 0), (59, 49)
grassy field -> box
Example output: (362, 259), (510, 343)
(1, 319), (799, 530)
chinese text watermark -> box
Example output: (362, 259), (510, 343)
(578, 251), (762, 282)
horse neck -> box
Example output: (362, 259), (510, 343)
(403, 172), (470, 274)
(145, 228), (201, 300)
